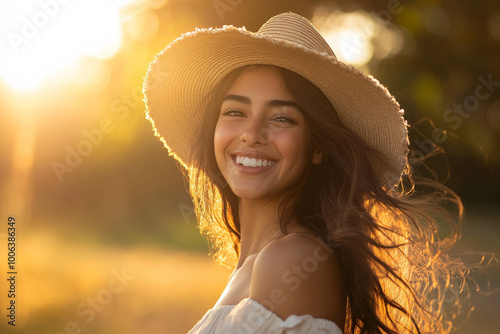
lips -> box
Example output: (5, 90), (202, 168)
(235, 155), (277, 167)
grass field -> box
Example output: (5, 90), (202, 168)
(0, 206), (498, 334)
(0, 228), (232, 334)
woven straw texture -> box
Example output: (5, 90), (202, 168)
(143, 12), (409, 189)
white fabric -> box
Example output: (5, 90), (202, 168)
(188, 297), (343, 333)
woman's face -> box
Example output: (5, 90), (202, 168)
(214, 66), (322, 201)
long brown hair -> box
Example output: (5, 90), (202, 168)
(187, 65), (469, 333)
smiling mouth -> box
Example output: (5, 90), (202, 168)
(235, 155), (277, 167)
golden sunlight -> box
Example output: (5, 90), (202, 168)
(312, 6), (404, 69)
(0, 0), (122, 91)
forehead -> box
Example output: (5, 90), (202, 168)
(226, 66), (295, 101)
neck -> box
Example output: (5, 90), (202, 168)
(236, 197), (302, 269)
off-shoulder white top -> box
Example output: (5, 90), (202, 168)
(188, 297), (343, 333)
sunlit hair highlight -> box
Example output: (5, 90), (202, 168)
(186, 65), (470, 334)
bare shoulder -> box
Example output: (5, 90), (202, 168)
(250, 232), (346, 327)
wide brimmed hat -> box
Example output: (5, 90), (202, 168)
(143, 12), (409, 189)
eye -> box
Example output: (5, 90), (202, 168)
(221, 108), (245, 117)
(271, 114), (298, 125)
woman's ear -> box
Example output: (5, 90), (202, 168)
(312, 148), (323, 164)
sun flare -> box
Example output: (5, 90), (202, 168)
(0, 0), (123, 90)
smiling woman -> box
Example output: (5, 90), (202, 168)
(143, 12), (470, 334)
(214, 66), (322, 202)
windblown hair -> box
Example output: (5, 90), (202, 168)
(187, 65), (470, 333)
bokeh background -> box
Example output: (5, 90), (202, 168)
(1, 0), (499, 333)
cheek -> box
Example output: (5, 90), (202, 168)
(274, 129), (311, 163)
(214, 122), (235, 167)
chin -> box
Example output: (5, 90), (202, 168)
(232, 189), (267, 201)
(231, 185), (291, 202)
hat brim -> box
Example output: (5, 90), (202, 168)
(143, 26), (408, 189)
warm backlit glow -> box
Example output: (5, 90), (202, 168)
(127, 9), (159, 41)
(312, 7), (404, 68)
(0, 0), (124, 90)
(325, 28), (374, 67)
(12, 130), (35, 173)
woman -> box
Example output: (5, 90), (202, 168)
(143, 12), (467, 333)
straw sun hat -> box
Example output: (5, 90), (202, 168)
(143, 12), (409, 189)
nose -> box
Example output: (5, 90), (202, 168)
(240, 117), (268, 145)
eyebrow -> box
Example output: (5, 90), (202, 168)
(223, 94), (304, 112)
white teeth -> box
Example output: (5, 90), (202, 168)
(235, 155), (275, 167)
